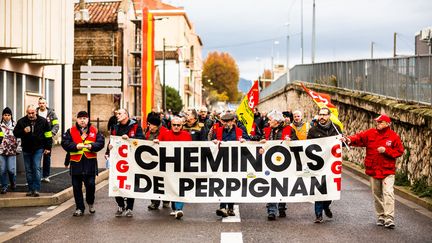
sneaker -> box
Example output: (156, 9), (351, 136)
(115, 207), (124, 217)
(227, 208), (235, 216)
(384, 221), (395, 229)
(216, 208), (228, 218)
(162, 201), (170, 208)
(33, 191), (40, 197)
(26, 191), (33, 197)
(41, 177), (50, 183)
(0, 188), (7, 194)
(175, 210), (184, 219)
(314, 215), (323, 223)
(279, 210), (286, 218)
(324, 208), (333, 218)
(148, 203), (159, 210)
(376, 218), (385, 226)
(124, 209), (133, 217)
(89, 204), (96, 214)
(170, 210), (176, 216)
(268, 213), (276, 221)
(73, 209), (83, 217)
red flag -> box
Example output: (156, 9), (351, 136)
(236, 81), (260, 134)
(301, 83), (344, 130)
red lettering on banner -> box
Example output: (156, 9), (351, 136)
(118, 144), (128, 157)
(331, 161), (342, 174)
(334, 177), (341, 191)
(116, 160), (129, 173)
(331, 144), (341, 158)
(117, 176), (127, 188)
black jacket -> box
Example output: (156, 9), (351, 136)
(61, 124), (105, 175)
(14, 115), (52, 153)
(307, 121), (342, 139)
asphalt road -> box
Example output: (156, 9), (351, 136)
(3, 171), (432, 243)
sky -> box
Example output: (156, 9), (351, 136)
(164, 0), (431, 81)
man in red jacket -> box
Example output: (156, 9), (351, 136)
(155, 116), (192, 220)
(341, 114), (404, 229)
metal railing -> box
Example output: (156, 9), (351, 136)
(261, 55), (432, 105)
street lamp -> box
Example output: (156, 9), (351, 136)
(162, 39), (184, 111)
(285, 22), (290, 84)
(271, 41), (279, 80)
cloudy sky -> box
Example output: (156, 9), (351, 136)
(165, 0), (431, 81)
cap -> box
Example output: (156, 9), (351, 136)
(77, 111), (89, 118)
(374, 114), (391, 123)
(2, 107), (12, 116)
(148, 116), (161, 126)
(221, 113), (235, 121)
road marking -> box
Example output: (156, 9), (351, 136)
(9, 225), (23, 230)
(47, 206), (57, 210)
(222, 205), (241, 223)
(36, 211), (47, 216)
(24, 217), (36, 223)
(48, 170), (69, 179)
(221, 232), (243, 243)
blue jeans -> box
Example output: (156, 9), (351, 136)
(174, 202), (184, 210)
(42, 153), (51, 178)
(266, 202), (287, 215)
(23, 149), (43, 192)
(0, 155), (16, 190)
(315, 200), (331, 217)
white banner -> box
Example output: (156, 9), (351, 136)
(108, 135), (343, 203)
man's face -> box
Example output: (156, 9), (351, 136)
(77, 117), (89, 128)
(38, 100), (47, 111)
(27, 108), (37, 120)
(223, 119), (234, 129)
(116, 110), (128, 123)
(269, 118), (279, 128)
(318, 110), (330, 125)
(186, 113), (196, 126)
(293, 113), (302, 123)
(171, 121), (183, 132)
(149, 123), (158, 132)
(199, 111), (207, 119)
(376, 120), (389, 130)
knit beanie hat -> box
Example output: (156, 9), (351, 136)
(2, 107), (12, 116)
(148, 116), (161, 126)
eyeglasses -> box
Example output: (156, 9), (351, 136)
(318, 113), (329, 116)
(172, 124), (182, 127)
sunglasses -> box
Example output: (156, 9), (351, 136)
(172, 124), (182, 127)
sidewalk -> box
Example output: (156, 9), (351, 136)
(0, 143), (108, 207)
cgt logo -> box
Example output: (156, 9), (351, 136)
(116, 144), (131, 190)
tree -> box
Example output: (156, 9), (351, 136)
(166, 86), (183, 113)
(202, 52), (241, 103)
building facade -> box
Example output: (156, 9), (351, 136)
(0, 0), (74, 138)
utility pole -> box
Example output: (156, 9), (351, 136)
(286, 23), (290, 84)
(370, 41), (374, 59)
(301, 0), (304, 64)
(393, 32), (397, 57)
(311, 0), (316, 64)
(162, 38), (166, 111)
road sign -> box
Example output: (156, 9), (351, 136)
(79, 64), (122, 95)
(80, 88), (122, 94)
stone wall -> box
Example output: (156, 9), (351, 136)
(258, 82), (432, 185)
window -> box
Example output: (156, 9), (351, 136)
(45, 78), (55, 108)
(26, 75), (41, 93)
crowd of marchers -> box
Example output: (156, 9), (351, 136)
(0, 103), (403, 229)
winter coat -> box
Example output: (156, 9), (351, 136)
(62, 124), (105, 175)
(348, 127), (404, 179)
(269, 123), (298, 141)
(36, 107), (60, 136)
(0, 121), (22, 155)
(307, 121), (342, 139)
(158, 130), (192, 142)
(13, 115), (52, 153)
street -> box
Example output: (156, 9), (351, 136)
(2, 170), (431, 243)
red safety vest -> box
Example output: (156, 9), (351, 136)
(69, 126), (98, 162)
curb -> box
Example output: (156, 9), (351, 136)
(0, 170), (109, 208)
(343, 161), (432, 212)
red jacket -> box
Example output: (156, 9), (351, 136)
(348, 127), (404, 179)
(158, 130), (192, 142)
